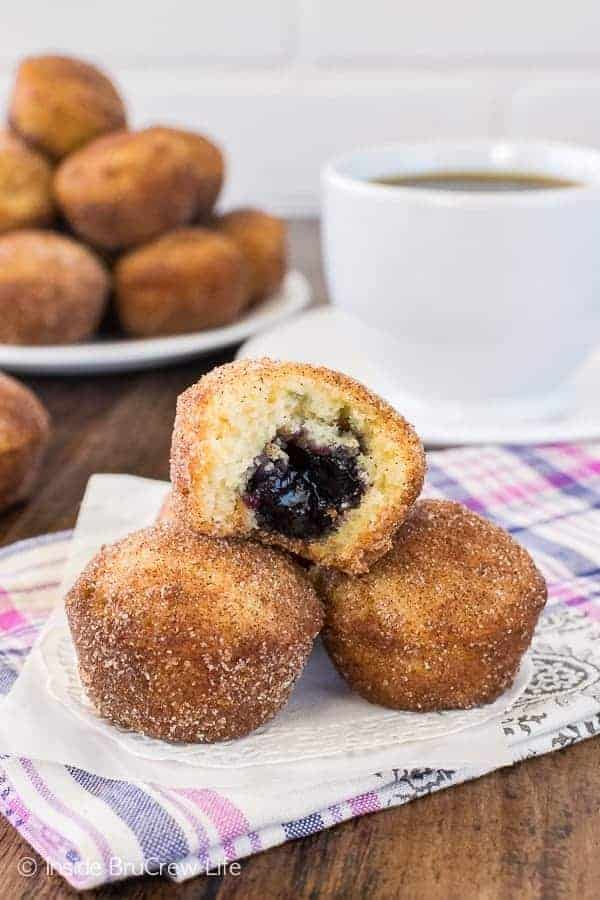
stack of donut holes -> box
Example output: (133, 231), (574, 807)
(66, 360), (548, 745)
(0, 53), (287, 345)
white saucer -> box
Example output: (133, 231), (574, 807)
(0, 270), (311, 376)
(238, 307), (600, 446)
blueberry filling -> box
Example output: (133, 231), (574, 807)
(244, 431), (366, 540)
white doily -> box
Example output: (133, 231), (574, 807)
(41, 616), (532, 770)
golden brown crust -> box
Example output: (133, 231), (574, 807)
(152, 127), (224, 219)
(156, 489), (178, 524)
(318, 499), (547, 710)
(0, 230), (110, 345)
(54, 128), (199, 250)
(65, 523), (323, 743)
(216, 208), (286, 306)
(170, 359), (425, 573)
(9, 54), (127, 159)
(114, 228), (247, 337)
(0, 131), (54, 232)
(0, 372), (50, 512)
(155, 489), (197, 529)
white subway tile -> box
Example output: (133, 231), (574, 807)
(0, 1), (291, 64)
(121, 70), (492, 214)
(300, 0), (600, 62)
(506, 78), (600, 146)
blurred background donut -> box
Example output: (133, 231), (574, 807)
(9, 54), (127, 160)
(0, 372), (50, 513)
(216, 208), (287, 308)
(0, 230), (110, 344)
(0, 52), (291, 348)
(114, 227), (247, 336)
(0, 131), (54, 233)
(54, 128), (200, 250)
(152, 126), (225, 221)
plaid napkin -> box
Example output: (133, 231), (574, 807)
(1, 442), (600, 889)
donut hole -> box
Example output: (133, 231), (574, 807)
(172, 361), (425, 571)
(244, 428), (367, 539)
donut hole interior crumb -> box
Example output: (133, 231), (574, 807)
(191, 374), (414, 553)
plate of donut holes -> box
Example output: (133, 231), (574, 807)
(55, 359), (546, 759)
(0, 54), (309, 374)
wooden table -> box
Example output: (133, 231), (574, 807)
(1, 220), (598, 900)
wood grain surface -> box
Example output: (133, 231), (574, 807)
(0, 221), (598, 900)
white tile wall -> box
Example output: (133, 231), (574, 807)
(300, 0), (600, 61)
(123, 70), (492, 214)
(1, 1), (600, 213)
(507, 78), (600, 147)
(0, 1), (292, 63)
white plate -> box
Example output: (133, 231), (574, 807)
(0, 270), (311, 375)
(238, 307), (600, 447)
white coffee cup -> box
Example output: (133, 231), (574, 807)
(321, 140), (600, 418)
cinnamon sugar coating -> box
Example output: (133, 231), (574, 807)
(0, 230), (109, 345)
(215, 208), (286, 307)
(317, 499), (547, 710)
(152, 127), (224, 219)
(0, 131), (54, 233)
(65, 523), (323, 743)
(170, 359), (425, 574)
(114, 228), (246, 337)
(54, 128), (199, 250)
(156, 489), (179, 525)
(0, 372), (50, 512)
(9, 54), (127, 160)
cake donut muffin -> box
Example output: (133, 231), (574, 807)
(54, 128), (199, 250)
(317, 499), (547, 710)
(9, 54), (127, 159)
(170, 359), (425, 574)
(65, 523), (323, 743)
(156, 489), (179, 525)
(0, 131), (54, 233)
(0, 230), (110, 345)
(114, 228), (246, 337)
(0, 372), (50, 513)
(216, 208), (286, 306)
(152, 127), (224, 219)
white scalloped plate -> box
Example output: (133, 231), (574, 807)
(0, 270), (311, 375)
(41, 619), (532, 769)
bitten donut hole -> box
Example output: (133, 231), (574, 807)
(171, 360), (426, 572)
(244, 428), (368, 539)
